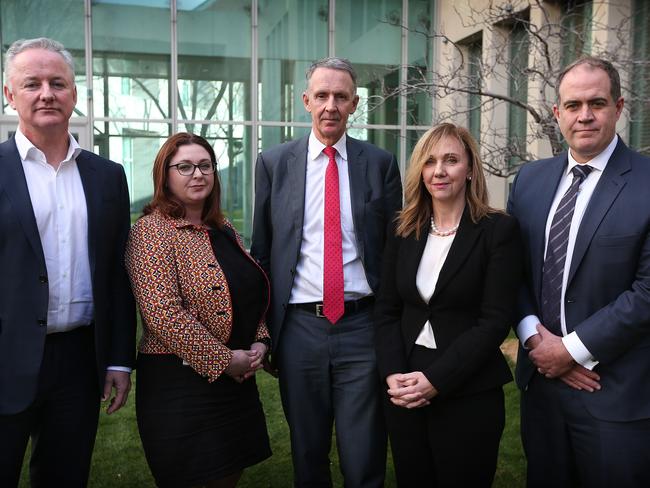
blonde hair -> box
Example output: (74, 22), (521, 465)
(396, 123), (496, 238)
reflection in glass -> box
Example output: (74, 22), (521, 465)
(93, 121), (169, 214)
(0, 0), (86, 116)
(348, 128), (401, 160)
(258, 0), (328, 149)
(407, 0), (432, 126)
(92, 2), (170, 120)
(177, 0), (251, 122)
(336, 0), (401, 127)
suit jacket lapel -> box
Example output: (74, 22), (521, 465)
(290, 136), (309, 248)
(0, 139), (46, 265)
(567, 141), (629, 284)
(76, 151), (99, 280)
(346, 137), (367, 260)
(431, 209), (482, 301)
(530, 155), (567, 303)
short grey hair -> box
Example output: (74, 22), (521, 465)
(305, 57), (357, 91)
(4, 37), (75, 89)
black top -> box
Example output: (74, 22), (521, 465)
(208, 228), (267, 350)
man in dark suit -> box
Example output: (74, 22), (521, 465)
(508, 56), (650, 487)
(251, 57), (402, 487)
(0, 38), (135, 487)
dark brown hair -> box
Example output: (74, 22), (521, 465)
(144, 132), (223, 228)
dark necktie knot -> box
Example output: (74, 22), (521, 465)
(571, 164), (592, 182)
(323, 146), (337, 161)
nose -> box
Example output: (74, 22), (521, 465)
(577, 104), (594, 123)
(39, 82), (55, 101)
(433, 162), (446, 177)
(325, 95), (337, 112)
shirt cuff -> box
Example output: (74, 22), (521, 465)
(107, 366), (132, 374)
(562, 332), (598, 370)
(517, 315), (540, 348)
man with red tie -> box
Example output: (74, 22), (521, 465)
(251, 57), (402, 487)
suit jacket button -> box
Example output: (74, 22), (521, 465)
(37, 319), (47, 326)
(39, 275), (48, 283)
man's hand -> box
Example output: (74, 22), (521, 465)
(386, 372), (437, 409)
(529, 324), (574, 377)
(559, 364), (601, 392)
(102, 370), (131, 415)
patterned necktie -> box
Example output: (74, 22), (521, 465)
(322, 146), (344, 324)
(540, 164), (593, 334)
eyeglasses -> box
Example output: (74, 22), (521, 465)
(168, 161), (217, 176)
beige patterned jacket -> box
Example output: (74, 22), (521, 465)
(125, 209), (270, 381)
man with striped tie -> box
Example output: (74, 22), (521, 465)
(508, 56), (650, 488)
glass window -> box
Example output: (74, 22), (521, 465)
(0, 0), (86, 117)
(630, 0), (650, 155)
(258, 0), (327, 151)
(467, 39), (482, 143)
(508, 22), (529, 166)
(92, 2), (171, 120)
(93, 120), (169, 214)
(336, 0), (402, 127)
(177, 0), (251, 123)
(407, 0), (433, 126)
(178, 124), (254, 243)
(348, 127), (401, 159)
(561, 0), (593, 66)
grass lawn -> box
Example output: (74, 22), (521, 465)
(20, 359), (525, 487)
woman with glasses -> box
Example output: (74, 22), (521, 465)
(126, 133), (271, 487)
(374, 124), (522, 487)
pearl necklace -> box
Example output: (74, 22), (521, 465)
(430, 216), (459, 237)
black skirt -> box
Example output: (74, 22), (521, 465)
(136, 353), (271, 487)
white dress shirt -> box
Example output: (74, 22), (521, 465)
(289, 131), (373, 303)
(414, 231), (456, 348)
(16, 129), (94, 334)
(517, 135), (619, 369)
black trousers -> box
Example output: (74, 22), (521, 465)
(385, 386), (505, 488)
(0, 326), (100, 488)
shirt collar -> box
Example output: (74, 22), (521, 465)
(15, 128), (82, 165)
(566, 134), (618, 175)
(308, 131), (348, 162)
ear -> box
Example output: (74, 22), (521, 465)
(350, 94), (359, 114)
(302, 91), (311, 112)
(4, 84), (15, 109)
(614, 96), (624, 120)
(552, 103), (560, 122)
(73, 84), (78, 106)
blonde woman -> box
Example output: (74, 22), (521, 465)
(375, 123), (522, 487)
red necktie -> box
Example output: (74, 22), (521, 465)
(323, 146), (344, 324)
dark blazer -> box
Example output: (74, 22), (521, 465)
(374, 210), (522, 397)
(250, 134), (402, 350)
(0, 137), (136, 415)
(507, 139), (650, 421)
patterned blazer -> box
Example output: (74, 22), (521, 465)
(126, 209), (270, 381)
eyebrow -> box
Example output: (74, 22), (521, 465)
(563, 97), (609, 106)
